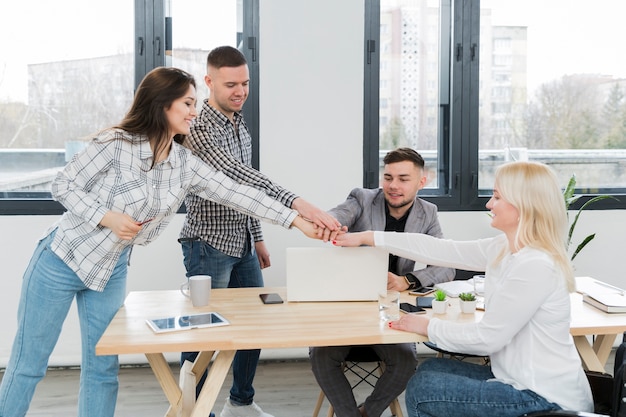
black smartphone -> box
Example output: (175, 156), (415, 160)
(416, 296), (434, 308)
(409, 286), (435, 296)
(399, 302), (426, 314)
(259, 293), (284, 304)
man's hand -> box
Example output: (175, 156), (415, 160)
(387, 272), (409, 291)
(255, 241), (271, 269)
(291, 215), (319, 239)
(291, 198), (341, 231)
(316, 225), (348, 243)
(99, 211), (142, 240)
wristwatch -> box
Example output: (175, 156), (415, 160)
(403, 273), (421, 290)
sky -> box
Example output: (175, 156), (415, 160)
(0, 1), (132, 101)
(0, 0), (236, 102)
(486, 0), (626, 94)
(1, 0), (625, 102)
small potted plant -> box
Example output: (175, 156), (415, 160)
(459, 292), (477, 313)
(432, 289), (448, 314)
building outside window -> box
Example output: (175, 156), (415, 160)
(375, 0), (626, 206)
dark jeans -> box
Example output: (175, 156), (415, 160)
(180, 239), (263, 405)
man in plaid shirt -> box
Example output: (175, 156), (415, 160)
(179, 46), (338, 417)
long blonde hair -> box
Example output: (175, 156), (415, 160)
(495, 161), (575, 292)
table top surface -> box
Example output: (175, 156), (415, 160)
(96, 286), (626, 356)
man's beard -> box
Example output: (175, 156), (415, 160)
(385, 197), (412, 209)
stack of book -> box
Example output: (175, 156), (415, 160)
(434, 280), (474, 297)
(576, 276), (626, 313)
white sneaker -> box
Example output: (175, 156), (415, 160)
(220, 398), (274, 417)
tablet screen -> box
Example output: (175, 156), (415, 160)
(146, 312), (229, 333)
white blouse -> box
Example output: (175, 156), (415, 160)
(373, 231), (593, 412)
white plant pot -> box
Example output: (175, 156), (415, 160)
(460, 300), (477, 313)
(432, 299), (447, 314)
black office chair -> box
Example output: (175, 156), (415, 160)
(520, 340), (626, 417)
(519, 371), (616, 417)
(312, 345), (404, 417)
(453, 268), (483, 281)
(422, 341), (490, 365)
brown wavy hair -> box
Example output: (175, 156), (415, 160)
(116, 67), (196, 169)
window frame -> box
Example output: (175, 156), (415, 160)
(364, 0), (626, 212)
(0, 0), (259, 215)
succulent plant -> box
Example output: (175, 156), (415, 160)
(433, 289), (447, 302)
(459, 292), (476, 302)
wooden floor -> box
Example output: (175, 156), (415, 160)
(1, 349), (617, 417)
(2, 357), (412, 417)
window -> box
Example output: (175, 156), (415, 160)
(366, 0), (626, 210)
(0, 0), (258, 214)
(166, 0), (258, 165)
(0, 0), (133, 212)
(478, 0), (626, 196)
(373, 0), (444, 190)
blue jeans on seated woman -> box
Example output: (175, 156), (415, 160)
(405, 358), (561, 417)
(0, 230), (128, 417)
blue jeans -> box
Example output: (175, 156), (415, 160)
(0, 230), (128, 417)
(180, 239), (263, 406)
(405, 358), (561, 417)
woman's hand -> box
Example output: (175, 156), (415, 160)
(331, 231), (375, 247)
(291, 198), (341, 231)
(388, 313), (430, 336)
(100, 211), (142, 240)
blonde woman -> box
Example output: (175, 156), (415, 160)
(333, 161), (593, 417)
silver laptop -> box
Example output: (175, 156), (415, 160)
(286, 247), (388, 302)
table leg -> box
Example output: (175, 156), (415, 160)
(573, 334), (617, 372)
(147, 350), (236, 417)
(593, 334), (617, 366)
(179, 351), (217, 415)
(190, 350), (236, 417)
(145, 353), (183, 417)
(191, 351), (216, 384)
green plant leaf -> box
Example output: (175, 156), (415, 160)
(571, 234), (596, 261)
(434, 289), (447, 301)
(564, 173), (619, 261)
(563, 175), (577, 207)
(459, 292), (476, 301)
(567, 195), (616, 248)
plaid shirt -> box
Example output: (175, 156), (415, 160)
(180, 101), (297, 257)
(50, 128), (297, 291)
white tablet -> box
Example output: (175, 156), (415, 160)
(145, 312), (229, 333)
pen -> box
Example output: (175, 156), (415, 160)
(594, 280), (625, 296)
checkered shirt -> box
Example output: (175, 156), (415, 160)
(180, 101), (297, 257)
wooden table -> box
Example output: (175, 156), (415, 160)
(96, 287), (626, 417)
(570, 291), (626, 372)
(96, 287), (426, 417)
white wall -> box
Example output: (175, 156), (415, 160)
(1, 0), (625, 367)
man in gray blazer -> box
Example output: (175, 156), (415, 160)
(310, 148), (455, 417)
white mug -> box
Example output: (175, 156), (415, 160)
(180, 275), (211, 307)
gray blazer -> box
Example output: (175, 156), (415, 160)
(329, 188), (455, 286)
